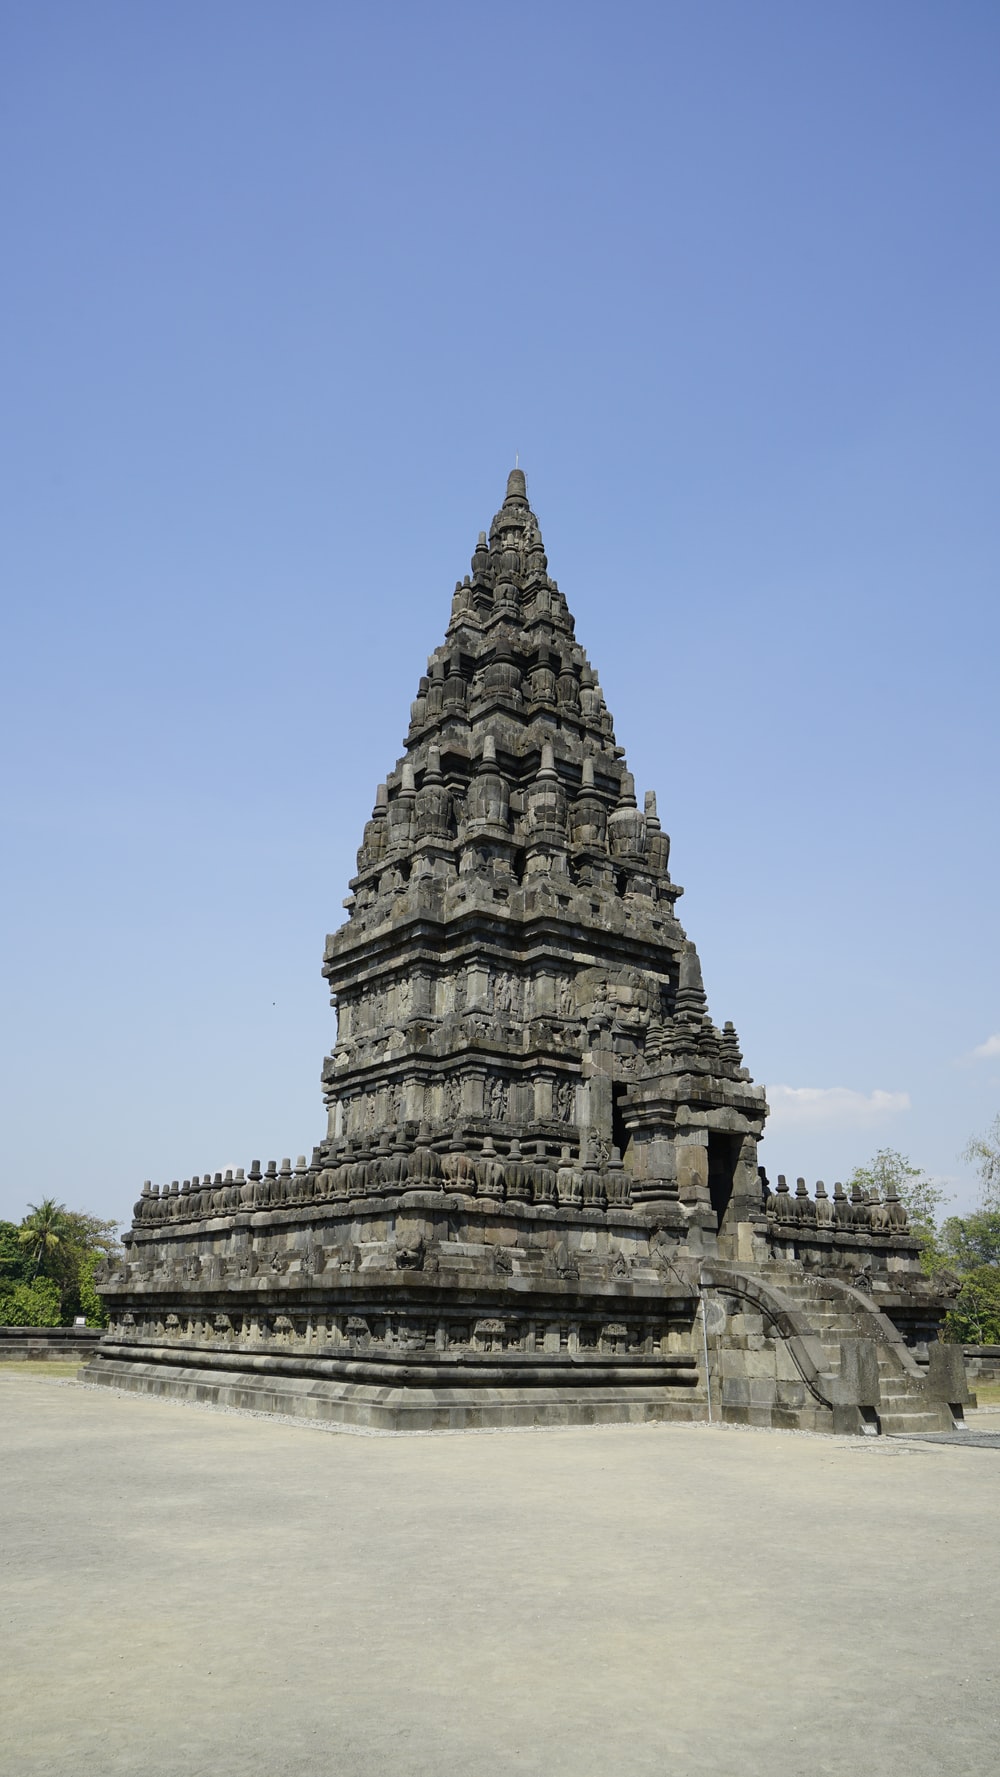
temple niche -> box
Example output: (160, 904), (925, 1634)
(86, 471), (968, 1435)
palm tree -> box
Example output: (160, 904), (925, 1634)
(18, 1199), (70, 1279)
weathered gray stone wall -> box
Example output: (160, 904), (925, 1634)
(0, 1326), (102, 1361)
(962, 1344), (1000, 1384)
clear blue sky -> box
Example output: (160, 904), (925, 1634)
(2, 2), (998, 1227)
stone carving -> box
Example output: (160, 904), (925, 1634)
(393, 1231), (425, 1271)
(554, 1080), (575, 1123)
(475, 1138), (506, 1199)
(493, 972), (515, 1016)
(552, 1239), (579, 1281)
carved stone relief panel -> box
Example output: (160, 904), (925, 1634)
(436, 977), (456, 1017)
(554, 1078), (576, 1122)
(487, 1075), (509, 1121)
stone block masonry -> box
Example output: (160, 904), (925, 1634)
(84, 471), (962, 1435)
(0, 1326), (102, 1362)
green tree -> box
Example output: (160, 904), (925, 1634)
(74, 1248), (111, 1329)
(847, 1148), (945, 1239)
(919, 1116), (1000, 1341)
(0, 1202), (121, 1327)
(0, 1276), (62, 1327)
(939, 1209), (1000, 1272)
(0, 1220), (31, 1286)
(57, 1210), (120, 1255)
(54, 1211), (121, 1325)
(942, 1265), (1000, 1345)
(17, 1198), (72, 1279)
(963, 1114), (1000, 1208)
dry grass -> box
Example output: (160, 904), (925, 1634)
(0, 1360), (86, 1379)
(972, 1380), (1000, 1408)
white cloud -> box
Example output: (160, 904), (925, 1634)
(969, 1033), (1000, 1061)
(765, 1085), (911, 1129)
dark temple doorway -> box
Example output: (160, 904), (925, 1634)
(707, 1132), (741, 1230)
(611, 1084), (629, 1163)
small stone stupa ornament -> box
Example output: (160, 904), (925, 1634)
(87, 471), (963, 1436)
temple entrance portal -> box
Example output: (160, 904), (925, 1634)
(707, 1132), (741, 1231)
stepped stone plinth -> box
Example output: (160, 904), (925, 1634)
(85, 471), (966, 1434)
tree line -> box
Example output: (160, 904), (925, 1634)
(0, 1201), (121, 1328)
(848, 1114), (1000, 1344)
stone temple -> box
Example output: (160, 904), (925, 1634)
(87, 470), (968, 1434)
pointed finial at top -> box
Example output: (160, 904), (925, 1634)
(505, 466), (527, 503)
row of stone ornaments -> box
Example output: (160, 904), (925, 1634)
(446, 512), (567, 618)
(355, 746), (671, 878)
(435, 480), (600, 642)
(763, 1173), (911, 1233)
(417, 589), (613, 729)
(130, 1135), (636, 1226)
(407, 642), (617, 741)
(407, 629), (619, 755)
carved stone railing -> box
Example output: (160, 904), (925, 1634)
(127, 1135), (637, 1229)
(760, 1171), (911, 1235)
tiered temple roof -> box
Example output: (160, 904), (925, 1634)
(318, 468), (767, 1226)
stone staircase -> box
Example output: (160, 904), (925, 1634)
(764, 1266), (956, 1435)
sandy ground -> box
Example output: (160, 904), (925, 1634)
(2, 1372), (997, 1777)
